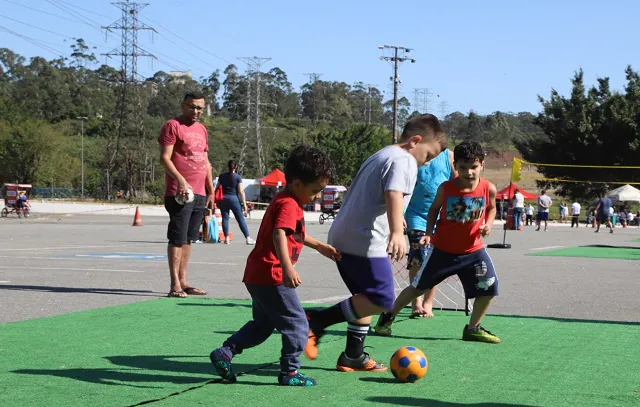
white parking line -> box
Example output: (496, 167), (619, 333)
(530, 245), (564, 251)
(0, 244), (153, 252)
(0, 266), (144, 273)
(0, 281), (10, 283)
(0, 256), (237, 266)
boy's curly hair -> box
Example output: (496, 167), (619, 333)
(284, 144), (335, 184)
(453, 141), (485, 163)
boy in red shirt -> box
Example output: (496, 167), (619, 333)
(209, 145), (339, 386)
(374, 141), (501, 343)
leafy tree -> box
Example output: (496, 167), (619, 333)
(515, 67), (640, 200)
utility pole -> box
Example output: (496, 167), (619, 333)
(102, 1), (156, 198)
(77, 117), (88, 198)
(363, 84), (377, 125)
(379, 45), (415, 144)
(237, 57), (274, 177)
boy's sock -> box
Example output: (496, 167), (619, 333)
(210, 346), (237, 383)
(310, 297), (359, 331)
(345, 322), (369, 358)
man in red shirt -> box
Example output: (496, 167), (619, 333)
(375, 141), (501, 344)
(209, 145), (340, 387)
(159, 91), (215, 298)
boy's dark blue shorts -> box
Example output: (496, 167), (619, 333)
(336, 253), (395, 310)
(412, 245), (498, 299)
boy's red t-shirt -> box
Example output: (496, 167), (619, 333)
(431, 177), (490, 255)
(243, 192), (305, 286)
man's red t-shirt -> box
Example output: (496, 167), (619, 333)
(243, 192), (305, 286)
(158, 117), (209, 196)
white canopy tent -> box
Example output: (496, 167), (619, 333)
(606, 184), (640, 203)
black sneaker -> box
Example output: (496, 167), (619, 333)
(210, 349), (237, 383)
(278, 371), (317, 386)
(336, 352), (387, 372)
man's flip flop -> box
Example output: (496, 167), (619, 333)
(183, 287), (206, 295)
(168, 290), (187, 298)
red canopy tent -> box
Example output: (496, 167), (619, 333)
(496, 184), (537, 200)
(260, 168), (286, 186)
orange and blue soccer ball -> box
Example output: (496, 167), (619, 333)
(389, 346), (428, 383)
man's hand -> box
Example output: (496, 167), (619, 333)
(177, 178), (192, 196)
(206, 194), (215, 209)
(317, 243), (342, 262)
(283, 267), (302, 288)
(479, 224), (492, 237)
(419, 235), (431, 247)
(387, 231), (407, 261)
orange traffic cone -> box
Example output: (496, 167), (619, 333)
(132, 206), (143, 226)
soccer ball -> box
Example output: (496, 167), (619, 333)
(175, 188), (195, 205)
(389, 346), (428, 383)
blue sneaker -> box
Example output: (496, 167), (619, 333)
(210, 349), (237, 383)
(278, 371), (317, 386)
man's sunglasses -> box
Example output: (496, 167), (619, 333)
(184, 103), (204, 111)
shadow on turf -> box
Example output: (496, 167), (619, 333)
(12, 355), (280, 388)
(581, 244), (640, 250)
(0, 284), (162, 297)
(491, 313), (640, 326)
(177, 302), (253, 308)
(366, 396), (536, 406)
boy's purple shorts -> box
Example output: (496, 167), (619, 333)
(336, 253), (395, 310)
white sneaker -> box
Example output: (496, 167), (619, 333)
(224, 239), (230, 244)
(246, 237), (256, 245)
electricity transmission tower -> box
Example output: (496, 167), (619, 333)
(303, 73), (323, 124)
(102, 0), (156, 198)
(379, 45), (415, 143)
(364, 84), (377, 124)
(412, 88), (432, 114)
(439, 100), (449, 119)
(237, 57), (273, 177)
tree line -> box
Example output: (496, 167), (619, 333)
(1, 40), (637, 201)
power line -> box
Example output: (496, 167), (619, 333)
(56, 0), (113, 19)
(0, 25), (66, 56)
(140, 14), (234, 66)
(45, 0), (104, 30)
(1, 0), (95, 26)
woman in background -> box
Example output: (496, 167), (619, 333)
(216, 160), (255, 245)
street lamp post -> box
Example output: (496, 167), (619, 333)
(77, 117), (88, 198)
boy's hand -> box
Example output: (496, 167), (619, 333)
(479, 224), (492, 237)
(387, 231), (407, 261)
(317, 243), (342, 262)
(283, 267), (302, 288)
(419, 235), (431, 247)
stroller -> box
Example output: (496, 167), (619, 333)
(318, 186), (346, 224)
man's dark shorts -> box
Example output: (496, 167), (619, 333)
(412, 245), (499, 299)
(164, 194), (207, 245)
(596, 213), (610, 224)
(336, 253), (395, 310)
(537, 211), (549, 221)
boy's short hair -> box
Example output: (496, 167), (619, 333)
(284, 144), (335, 184)
(399, 114), (446, 148)
(453, 141), (485, 163)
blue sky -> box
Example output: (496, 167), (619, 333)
(1, 0), (639, 115)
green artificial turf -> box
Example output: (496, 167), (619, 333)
(1, 298), (639, 407)
(527, 245), (640, 260)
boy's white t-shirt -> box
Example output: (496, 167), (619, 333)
(328, 145), (417, 258)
